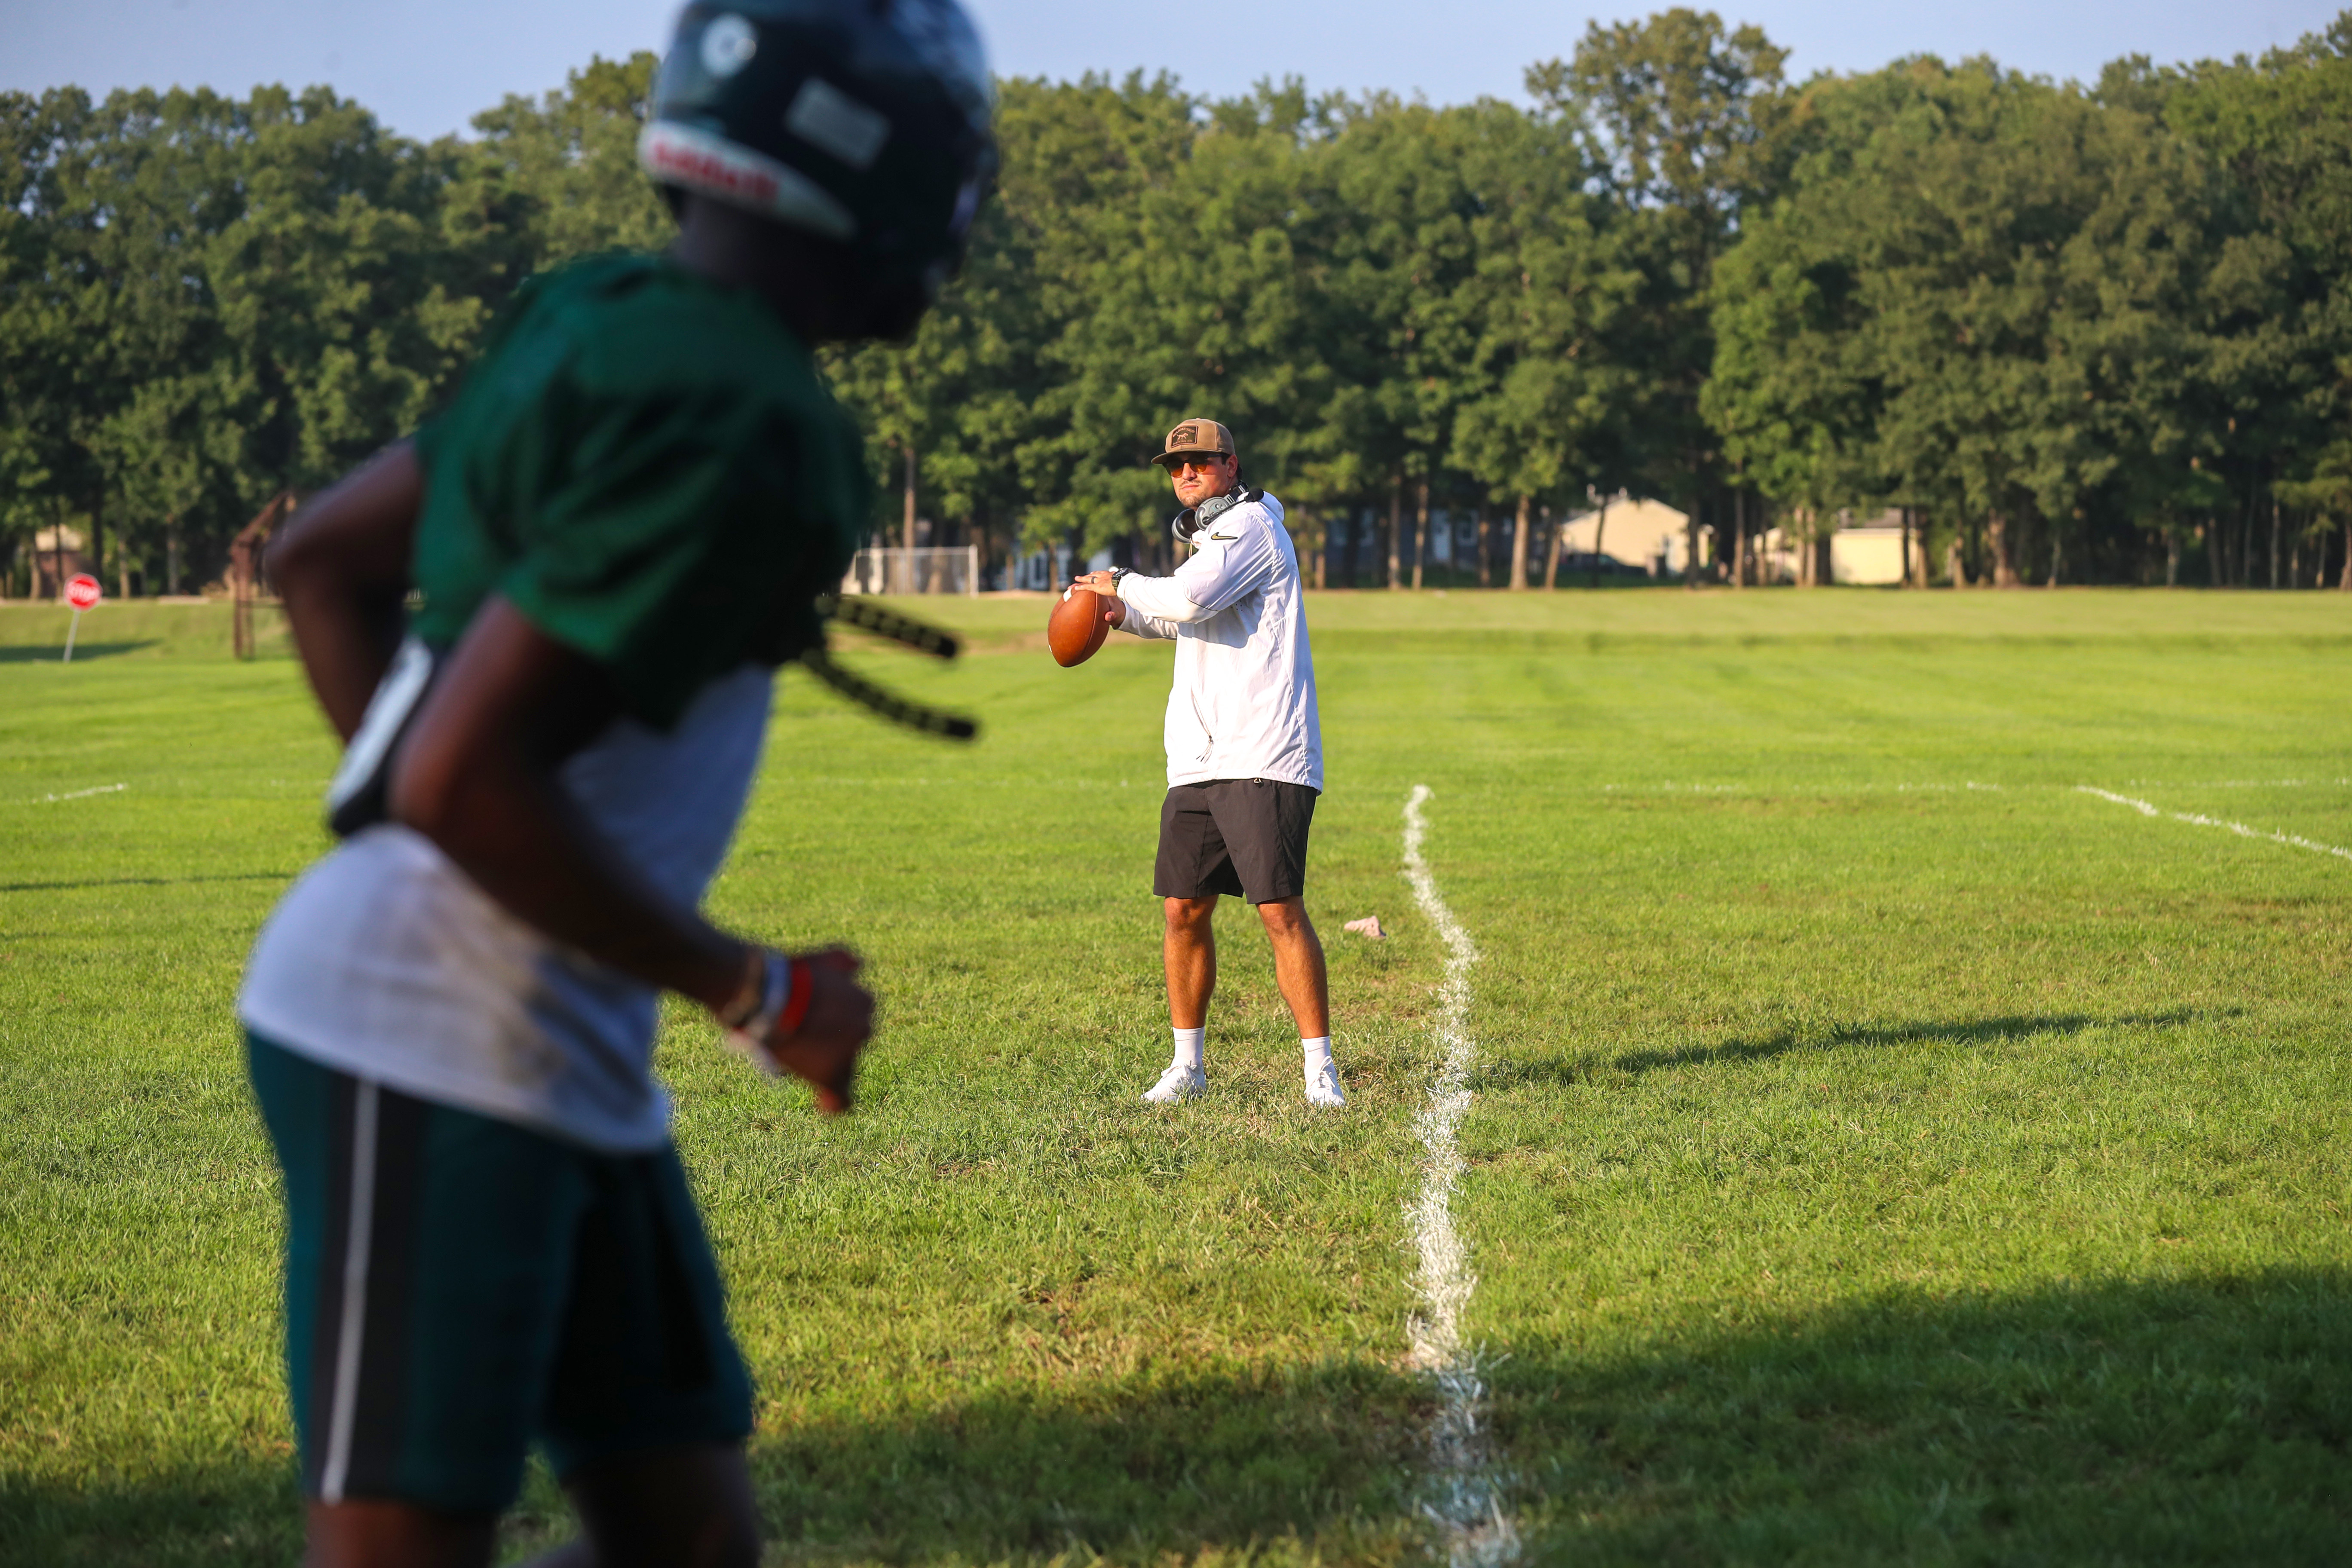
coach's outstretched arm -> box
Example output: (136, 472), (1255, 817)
(1075, 523), (1279, 630)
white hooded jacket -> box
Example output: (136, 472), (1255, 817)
(1112, 490), (1323, 791)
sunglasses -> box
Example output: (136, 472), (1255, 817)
(1169, 455), (1229, 475)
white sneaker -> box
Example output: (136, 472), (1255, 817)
(1141, 1064), (1207, 1104)
(1305, 1060), (1347, 1108)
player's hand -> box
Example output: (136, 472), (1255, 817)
(760, 947), (873, 1115)
(1069, 572), (1125, 625)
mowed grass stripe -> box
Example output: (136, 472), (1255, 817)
(1, 591), (2348, 1565)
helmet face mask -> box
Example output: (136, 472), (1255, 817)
(642, 0), (998, 340)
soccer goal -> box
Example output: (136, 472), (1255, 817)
(841, 545), (981, 596)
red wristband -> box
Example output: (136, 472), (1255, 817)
(775, 956), (816, 1039)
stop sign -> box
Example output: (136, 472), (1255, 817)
(64, 574), (101, 611)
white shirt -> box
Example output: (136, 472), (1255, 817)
(239, 664), (773, 1153)
(1114, 490), (1323, 792)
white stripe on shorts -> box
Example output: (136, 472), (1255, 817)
(319, 1079), (380, 1504)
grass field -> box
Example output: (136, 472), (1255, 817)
(3, 588), (2349, 1565)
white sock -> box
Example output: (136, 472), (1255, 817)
(1302, 1036), (1334, 1074)
(1172, 1027), (1205, 1072)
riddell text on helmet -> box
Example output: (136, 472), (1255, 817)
(644, 138), (779, 205)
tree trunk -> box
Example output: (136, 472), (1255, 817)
(1988, 513), (2020, 588)
(1732, 491), (1748, 589)
(1543, 506), (1563, 589)
(1899, 505), (1911, 588)
(2166, 530), (2180, 587)
(902, 441), (917, 554)
(1588, 495), (1609, 589)
(1945, 535), (1966, 588)
(1509, 495), (1531, 590)
(2341, 519), (2352, 591)
(1384, 475), (1400, 590)
(2271, 499), (2282, 590)
(1477, 510), (1491, 588)
(1684, 505), (1700, 589)
(165, 519), (182, 596)
(1412, 478), (1428, 590)
(2048, 524), (2063, 588)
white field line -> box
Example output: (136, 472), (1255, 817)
(1597, 778), (2352, 796)
(1399, 784), (1517, 1568)
(1599, 780), (2008, 794)
(2078, 786), (2352, 863)
(2120, 778), (2351, 790)
(20, 783), (126, 804)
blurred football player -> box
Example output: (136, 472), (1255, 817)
(241, 3), (995, 1562)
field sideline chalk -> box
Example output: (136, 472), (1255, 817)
(1400, 784), (1517, 1567)
(2079, 786), (2352, 864)
(22, 783), (127, 805)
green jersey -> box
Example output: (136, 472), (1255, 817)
(410, 253), (864, 728)
(242, 254), (867, 1153)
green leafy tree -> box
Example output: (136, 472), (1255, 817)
(2166, 16), (2352, 585)
(456, 54), (673, 277)
(1709, 58), (2236, 585)
(1450, 102), (1644, 586)
(1528, 9), (1789, 527)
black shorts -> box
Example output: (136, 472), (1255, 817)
(247, 1033), (753, 1513)
(1154, 778), (1318, 904)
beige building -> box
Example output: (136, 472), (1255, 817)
(1555, 494), (1703, 576)
(1830, 521), (1908, 585)
(15, 525), (92, 600)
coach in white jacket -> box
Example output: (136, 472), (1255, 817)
(1069, 417), (1343, 1108)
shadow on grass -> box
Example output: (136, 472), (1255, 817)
(9, 1271), (2346, 1564)
(1482, 1009), (2212, 1088)
(752, 1358), (1425, 1564)
(0, 872), (295, 894)
(1498, 1267), (2352, 1565)
(0, 1461), (301, 1568)
(0, 640), (159, 663)
(3, 1362), (1427, 1568)
(1617, 1008), (2206, 1075)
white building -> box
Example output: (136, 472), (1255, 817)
(1751, 508), (1917, 585)
(1828, 521), (1908, 585)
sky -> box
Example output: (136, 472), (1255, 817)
(3, 0), (2342, 143)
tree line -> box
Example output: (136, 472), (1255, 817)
(4, 9), (2348, 594)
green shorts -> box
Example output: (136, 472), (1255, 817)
(247, 1033), (753, 1513)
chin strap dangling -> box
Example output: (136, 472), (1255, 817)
(806, 594), (979, 742)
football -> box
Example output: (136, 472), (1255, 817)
(1048, 587), (1113, 667)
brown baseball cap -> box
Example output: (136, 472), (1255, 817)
(1151, 418), (1237, 469)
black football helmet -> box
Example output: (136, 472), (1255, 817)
(639, 0), (997, 338)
